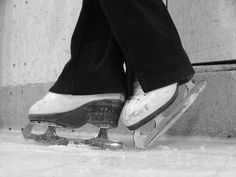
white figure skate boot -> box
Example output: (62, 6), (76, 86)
(121, 80), (178, 130)
(22, 92), (125, 150)
(120, 79), (207, 149)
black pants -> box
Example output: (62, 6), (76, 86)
(50, 0), (195, 98)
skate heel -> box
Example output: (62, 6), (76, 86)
(87, 99), (124, 129)
(85, 100), (125, 150)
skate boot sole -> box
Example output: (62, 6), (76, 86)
(127, 87), (179, 130)
(29, 99), (124, 129)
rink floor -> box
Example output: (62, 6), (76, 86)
(1, 130), (236, 177)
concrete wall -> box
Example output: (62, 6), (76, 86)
(0, 0), (82, 87)
(169, 0), (236, 63)
(1, 0), (236, 138)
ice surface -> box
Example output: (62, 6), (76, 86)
(1, 130), (236, 177)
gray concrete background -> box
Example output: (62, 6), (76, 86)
(169, 0), (236, 63)
(0, 0), (82, 87)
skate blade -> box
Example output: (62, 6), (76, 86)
(74, 137), (124, 150)
(133, 80), (207, 149)
(22, 124), (124, 150)
(71, 128), (124, 150)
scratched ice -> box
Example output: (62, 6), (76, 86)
(1, 130), (236, 177)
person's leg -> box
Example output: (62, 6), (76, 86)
(98, 0), (195, 129)
(98, 0), (194, 95)
(28, 0), (127, 129)
(49, 0), (127, 96)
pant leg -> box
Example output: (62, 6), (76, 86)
(49, 0), (128, 96)
(99, 0), (195, 95)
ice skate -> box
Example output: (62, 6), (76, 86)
(22, 93), (125, 150)
(120, 79), (207, 149)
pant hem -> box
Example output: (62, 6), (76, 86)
(139, 67), (195, 93)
